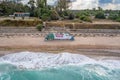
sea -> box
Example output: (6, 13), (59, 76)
(0, 51), (120, 80)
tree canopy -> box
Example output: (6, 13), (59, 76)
(0, 0), (120, 22)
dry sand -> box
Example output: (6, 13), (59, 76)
(0, 36), (120, 48)
(0, 36), (120, 59)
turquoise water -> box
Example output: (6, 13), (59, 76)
(0, 52), (120, 80)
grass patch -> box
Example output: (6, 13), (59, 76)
(0, 19), (42, 27)
(36, 24), (43, 31)
(46, 22), (120, 29)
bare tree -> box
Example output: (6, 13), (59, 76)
(56, 0), (71, 12)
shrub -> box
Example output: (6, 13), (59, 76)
(75, 13), (80, 18)
(80, 15), (86, 20)
(76, 11), (90, 18)
(36, 24), (43, 31)
(41, 14), (50, 21)
(50, 10), (59, 20)
(80, 15), (92, 22)
(68, 13), (75, 20)
(116, 17), (120, 22)
(95, 12), (105, 19)
(62, 11), (69, 16)
(108, 14), (118, 20)
(83, 16), (92, 22)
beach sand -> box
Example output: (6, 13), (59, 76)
(0, 36), (120, 48)
(0, 36), (120, 60)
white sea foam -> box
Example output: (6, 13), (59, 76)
(0, 51), (120, 69)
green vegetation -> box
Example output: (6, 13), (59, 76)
(75, 10), (92, 22)
(50, 10), (59, 20)
(116, 17), (120, 22)
(41, 13), (50, 21)
(80, 15), (92, 22)
(95, 12), (106, 19)
(0, 1), (30, 16)
(108, 13), (120, 22)
(0, 0), (120, 23)
(36, 24), (43, 31)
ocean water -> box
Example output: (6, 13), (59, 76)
(0, 52), (120, 80)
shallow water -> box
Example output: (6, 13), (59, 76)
(0, 52), (120, 80)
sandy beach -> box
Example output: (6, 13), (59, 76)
(0, 36), (120, 48)
(0, 36), (120, 59)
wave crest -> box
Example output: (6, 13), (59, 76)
(0, 51), (120, 69)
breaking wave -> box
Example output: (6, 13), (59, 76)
(0, 51), (120, 80)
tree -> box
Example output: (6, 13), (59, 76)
(56, 0), (71, 12)
(36, 0), (47, 8)
(44, 0), (47, 7)
(35, 0), (52, 19)
(98, 7), (103, 11)
(28, 0), (35, 16)
(0, 1), (30, 16)
(23, 5), (30, 12)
